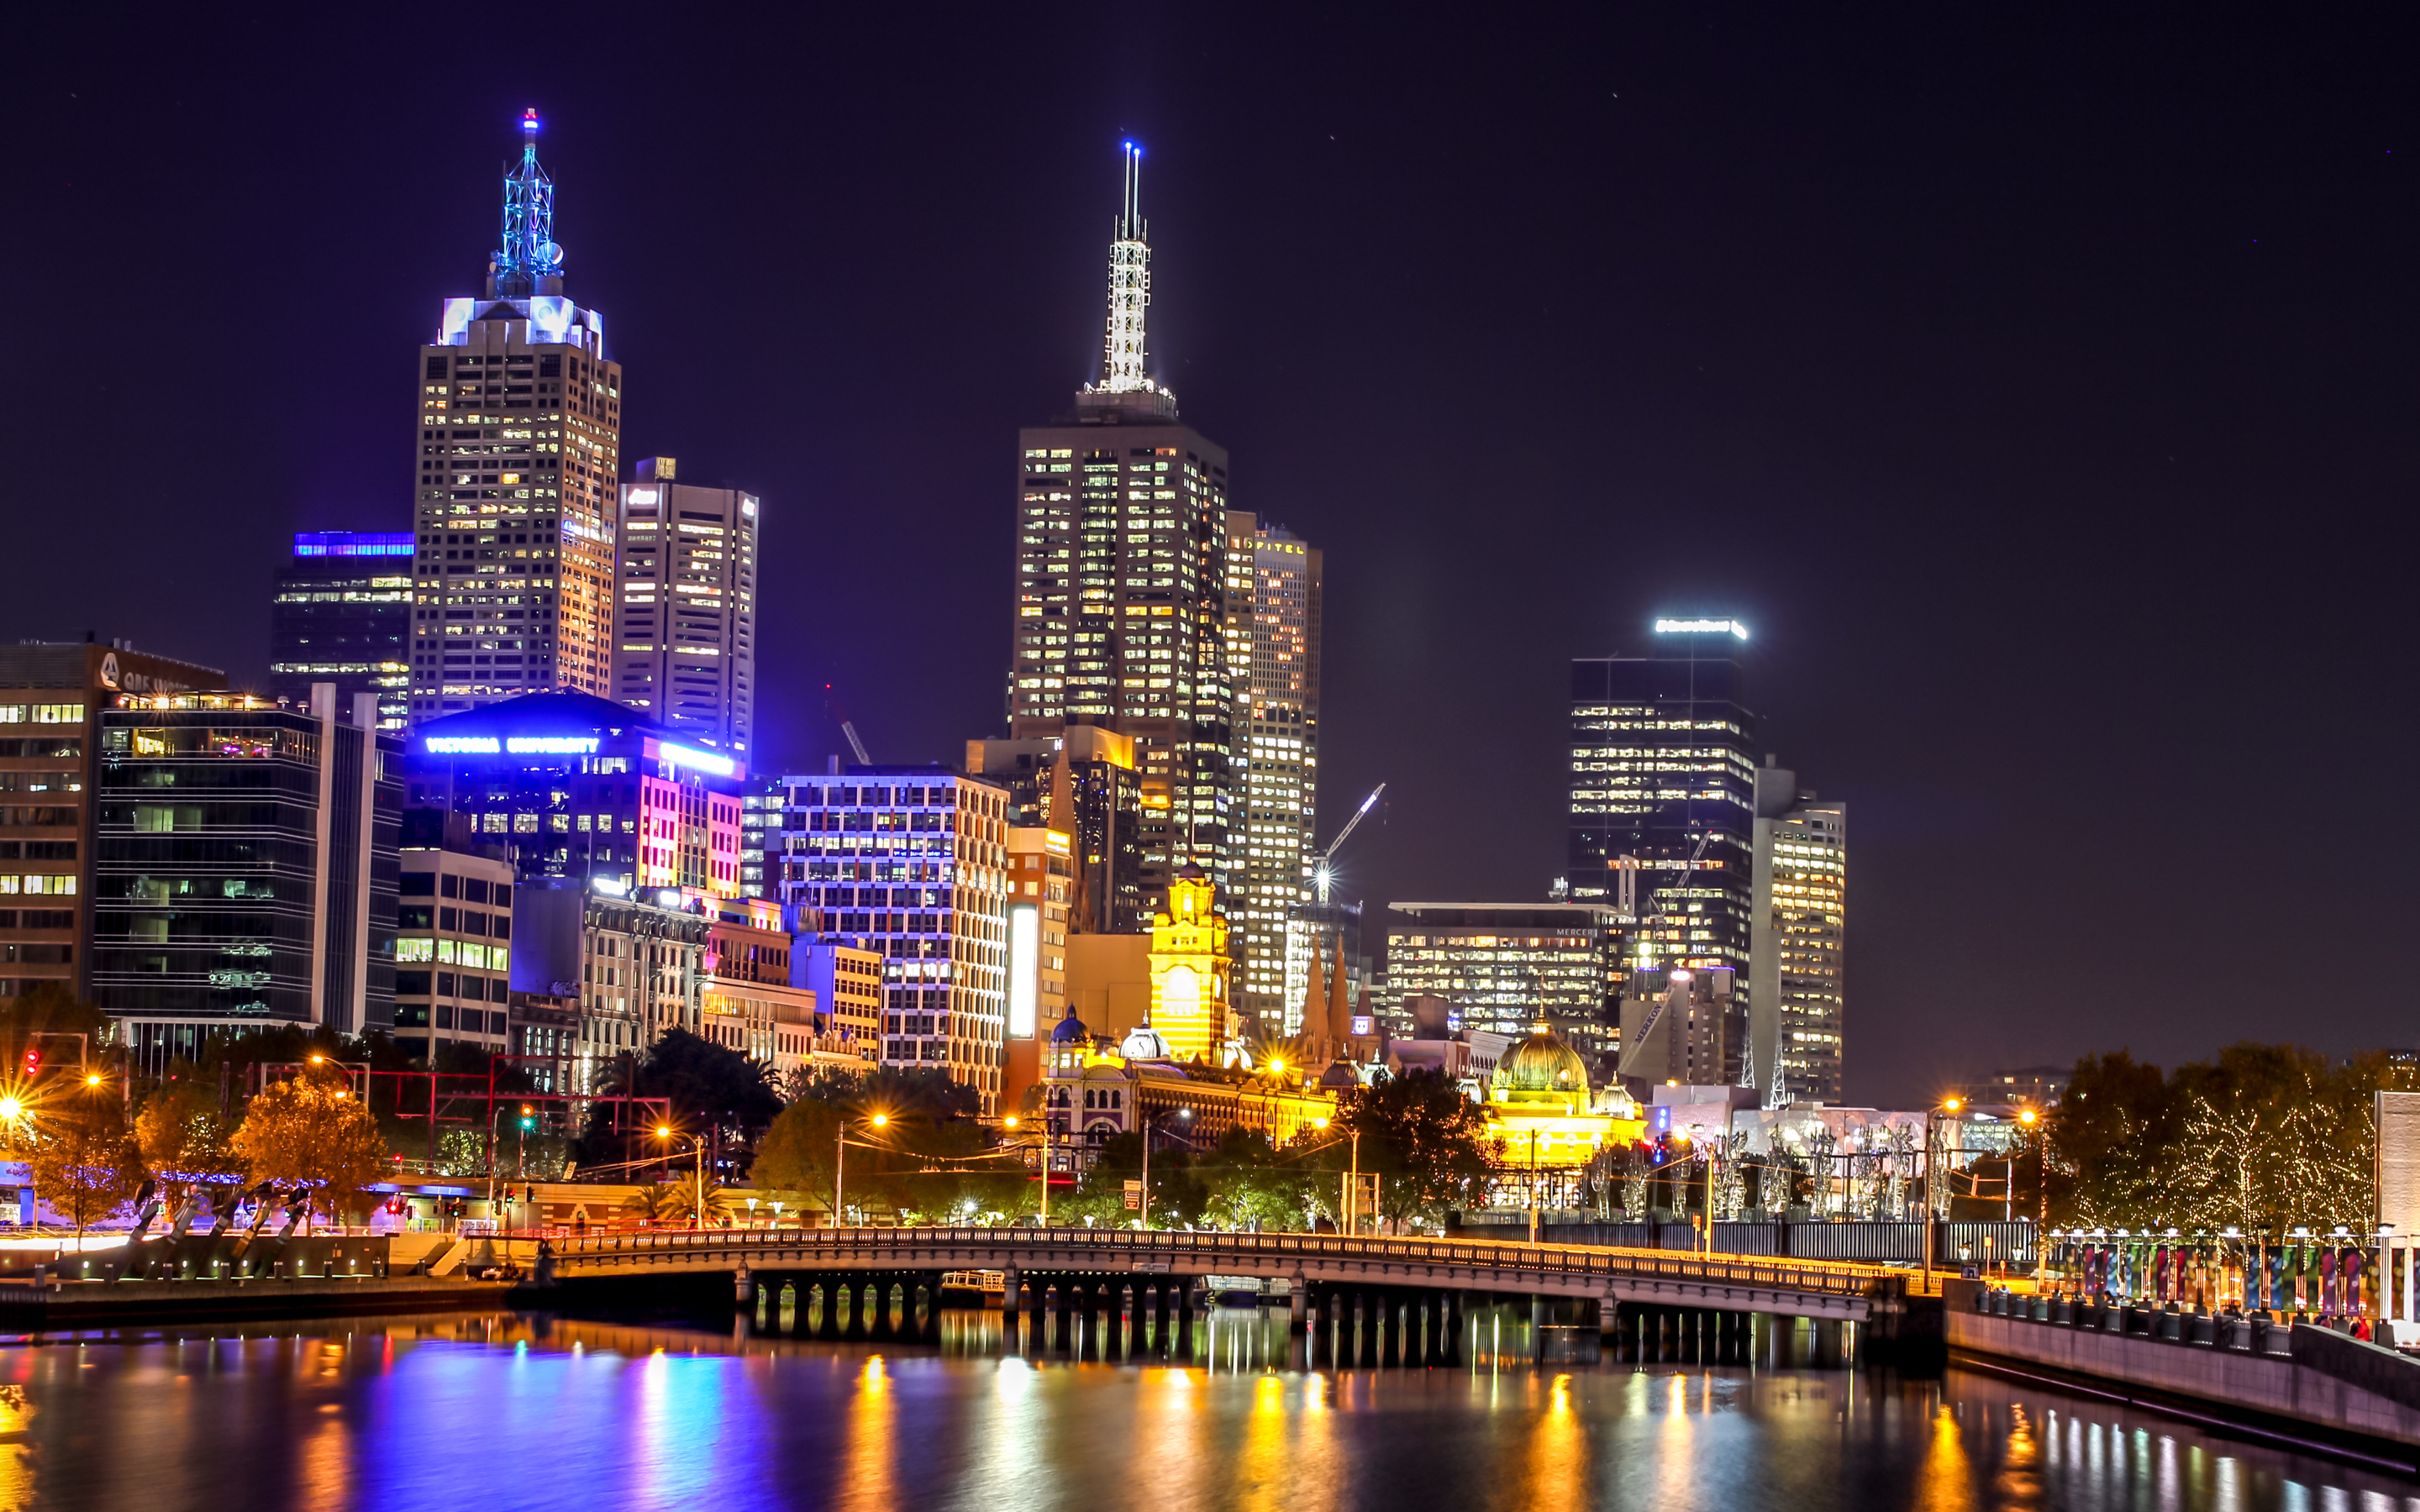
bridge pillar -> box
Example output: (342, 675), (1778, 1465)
(1444, 1290), (1465, 1367)
(1813, 1316), (1844, 1366)
(1078, 1281), (1101, 1361)
(1000, 1267), (1020, 1350)
(1530, 1294), (1547, 1366)
(1054, 1283), (1074, 1355)
(1176, 1278), (1196, 1359)
(1029, 1278), (1048, 1345)
(1290, 1273), (1308, 1335)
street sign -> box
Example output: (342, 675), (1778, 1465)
(1123, 1180), (1142, 1211)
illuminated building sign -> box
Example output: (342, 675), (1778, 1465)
(293, 532), (413, 559)
(1653, 618), (1749, 640)
(1007, 903), (1039, 1038)
(659, 743), (737, 778)
(423, 735), (602, 756)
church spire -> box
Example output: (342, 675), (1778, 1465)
(1079, 142), (1176, 418)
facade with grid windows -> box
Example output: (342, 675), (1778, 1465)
(271, 533), (412, 732)
(1751, 763), (1847, 1105)
(1381, 902), (1623, 1060)
(759, 769), (1013, 1112)
(1223, 512), (1321, 1033)
(614, 458), (758, 754)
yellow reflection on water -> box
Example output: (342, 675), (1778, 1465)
(1918, 1403), (1975, 1512)
(836, 1354), (895, 1512)
(293, 1395), (352, 1512)
(1520, 1372), (1588, 1512)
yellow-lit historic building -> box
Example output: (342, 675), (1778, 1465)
(1148, 864), (1237, 1063)
(1485, 1025), (1642, 1169)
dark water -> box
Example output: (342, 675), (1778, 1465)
(0, 1307), (2412, 1511)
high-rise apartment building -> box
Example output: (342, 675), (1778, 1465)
(506, 874), (707, 1099)
(93, 687), (402, 1063)
(1568, 621), (1760, 980)
(393, 819), (516, 1062)
(1751, 761), (1846, 1104)
(614, 458), (759, 753)
(759, 769), (1013, 1111)
(271, 533), (413, 731)
(1382, 901), (1623, 1060)
(1223, 512), (1321, 1032)
(0, 643), (223, 1005)
(1007, 144), (1233, 922)
(407, 111), (621, 721)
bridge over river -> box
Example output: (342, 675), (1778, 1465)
(539, 1226), (1936, 1366)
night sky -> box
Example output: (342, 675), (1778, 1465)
(7, 7), (2414, 1105)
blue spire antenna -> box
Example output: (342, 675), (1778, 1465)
(493, 108), (559, 297)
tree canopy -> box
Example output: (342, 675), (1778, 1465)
(1332, 1068), (1500, 1229)
(229, 1073), (392, 1226)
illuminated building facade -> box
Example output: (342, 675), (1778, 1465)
(0, 643), (223, 1005)
(1484, 1027), (1642, 1178)
(1568, 621), (1759, 979)
(1042, 1005), (1334, 1158)
(1148, 864), (1235, 1063)
(1008, 144), (1233, 922)
(271, 533), (412, 731)
(1751, 762), (1847, 1104)
(408, 111), (622, 720)
(1001, 823), (1075, 1113)
(92, 689), (402, 1062)
(758, 769), (1012, 1110)
(613, 459), (759, 753)
(393, 820), (514, 1060)
(965, 727), (1143, 932)
(404, 691), (746, 896)
(702, 894), (817, 1078)
(1223, 512), (1321, 1033)
(1382, 901), (1622, 1058)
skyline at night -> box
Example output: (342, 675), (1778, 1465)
(6, 8), (2415, 1105)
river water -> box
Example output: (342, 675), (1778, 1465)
(0, 1306), (2412, 1511)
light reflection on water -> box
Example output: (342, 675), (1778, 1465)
(0, 1309), (2411, 1510)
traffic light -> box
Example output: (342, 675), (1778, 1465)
(21, 1050), (37, 1076)
(518, 1105), (536, 1132)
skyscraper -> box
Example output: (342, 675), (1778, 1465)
(271, 532), (413, 730)
(614, 458), (760, 753)
(1007, 144), (1233, 922)
(1751, 761), (1846, 1103)
(1224, 512), (1321, 1032)
(407, 110), (622, 722)
(1568, 620), (1759, 982)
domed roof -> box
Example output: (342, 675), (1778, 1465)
(1050, 1005), (1091, 1044)
(1318, 1059), (1361, 1090)
(1491, 1026), (1588, 1095)
(1119, 1023), (1171, 1060)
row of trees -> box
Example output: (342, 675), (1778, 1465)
(2039, 1042), (2405, 1231)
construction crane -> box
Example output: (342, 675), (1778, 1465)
(1311, 783), (1386, 905)
(824, 685), (872, 766)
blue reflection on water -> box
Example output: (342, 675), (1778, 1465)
(0, 1312), (2415, 1512)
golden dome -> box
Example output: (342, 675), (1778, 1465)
(1491, 1026), (1588, 1095)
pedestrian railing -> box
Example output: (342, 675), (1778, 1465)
(547, 1226), (1904, 1301)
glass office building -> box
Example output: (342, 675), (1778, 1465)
(1568, 621), (1760, 978)
(1381, 901), (1623, 1058)
(271, 532), (413, 732)
(92, 689), (402, 1060)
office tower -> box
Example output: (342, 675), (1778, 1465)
(405, 692), (747, 896)
(1223, 512), (1322, 1032)
(1007, 144), (1233, 922)
(614, 459), (760, 753)
(965, 727), (1143, 932)
(1751, 760), (1846, 1104)
(407, 110), (622, 721)
(1568, 619), (1760, 979)
(1382, 901), (1622, 1061)
(759, 769), (1012, 1111)
(1001, 822), (1075, 1113)
(271, 533), (413, 730)
(0, 642), (223, 1005)
(93, 686), (402, 1063)
(393, 815), (515, 1062)
(508, 874), (707, 1097)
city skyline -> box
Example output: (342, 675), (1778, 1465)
(6, 8), (2414, 1105)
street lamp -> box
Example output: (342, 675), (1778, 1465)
(1925, 1095), (1964, 1279)
(2015, 1106), (2040, 1227)
(835, 1112), (888, 1229)
(1311, 1116), (1364, 1236)
(655, 1126), (707, 1229)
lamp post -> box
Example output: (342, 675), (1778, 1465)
(655, 1126), (706, 1228)
(2015, 1106), (2040, 1228)
(834, 1111), (888, 1229)
(1925, 1095), (1963, 1279)
(1138, 1107), (1192, 1231)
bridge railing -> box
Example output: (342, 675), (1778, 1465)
(548, 1226), (1902, 1300)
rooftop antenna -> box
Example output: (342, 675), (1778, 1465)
(492, 108), (560, 298)
(1081, 141), (1173, 413)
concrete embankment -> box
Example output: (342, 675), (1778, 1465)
(0, 1232), (525, 1331)
(1947, 1284), (2420, 1467)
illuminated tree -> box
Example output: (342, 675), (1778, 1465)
(27, 1092), (144, 1239)
(134, 1078), (239, 1184)
(230, 1075), (391, 1230)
